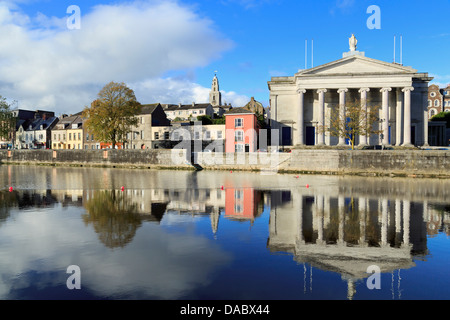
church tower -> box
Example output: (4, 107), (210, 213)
(209, 74), (222, 107)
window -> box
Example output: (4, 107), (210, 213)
(154, 132), (159, 140)
(194, 132), (200, 140)
(164, 132), (170, 140)
(78, 133), (81, 140)
(235, 130), (244, 142)
(141, 131), (144, 139)
(69, 133), (72, 140)
(173, 132), (180, 140)
(235, 144), (244, 153)
(428, 100), (432, 107)
(435, 100), (440, 107)
(86, 134), (90, 141)
(217, 131), (223, 139)
(430, 109), (436, 117)
(91, 134), (94, 141)
(54, 134), (57, 140)
(431, 92), (436, 97)
(205, 131), (211, 140)
(235, 118), (244, 128)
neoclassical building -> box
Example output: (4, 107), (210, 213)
(268, 35), (433, 147)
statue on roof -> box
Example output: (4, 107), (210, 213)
(349, 34), (357, 51)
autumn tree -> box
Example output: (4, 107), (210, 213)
(82, 82), (141, 149)
(0, 96), (16, 146)
(319, 98), (382, 150)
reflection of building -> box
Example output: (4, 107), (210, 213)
(224, 188), (264, 221)
(267, 193), (432, 299)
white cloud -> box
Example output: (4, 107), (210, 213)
(0, 1), (235, 114)
(131, 76), (249, 107)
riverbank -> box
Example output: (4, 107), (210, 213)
(0, 149), (449, 178)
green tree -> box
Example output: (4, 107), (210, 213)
(431, 111), (450, 128)
(197, 115), (212, 125)
(0, 97), (16, 146)
(319, 98), (382, 150)
(82, 82), (141, 150)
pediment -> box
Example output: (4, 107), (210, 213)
(296, 55), (417, 77)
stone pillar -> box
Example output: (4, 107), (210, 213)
(423, 105), (430, 146)
(402, 87), (414, 147)
(271, 95), (278, 124)
(380, 88), (392, 146)
(338, 88), (348, 146)
(297, 89), (306, 146)
(316, 194), (324, 245)
(359, 88), (370, 146)
(395, 88), (404, 146)
(297, 196), (305, 245)
(317, 89), (327, 145)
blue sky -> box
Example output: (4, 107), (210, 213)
(0, 0), (449, 115)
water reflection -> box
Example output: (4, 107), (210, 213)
(1, 166), (450, 299)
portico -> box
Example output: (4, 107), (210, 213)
(268, 36), (433, 147)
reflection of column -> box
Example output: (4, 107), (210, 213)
(338, 89), (348, 146)
(338, 196), (345, 245)
(317, 195), (324, 244)
(381, 199), (388, 246)
(359, 88), (370, 146)
(402, 87), (414, 146)
(317, 89), (327, 145)
(358, 197), (367, 246)
(403, 200), (410, 247)
(395, 199), (402, 246)
(297, 196), (305, 245)
(297, 89), (306, 146)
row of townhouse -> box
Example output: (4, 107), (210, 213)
(5, 101), (263, 152)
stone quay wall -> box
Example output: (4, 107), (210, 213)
(0, 149), (449, 177)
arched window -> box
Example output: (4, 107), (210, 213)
(430, 109), (436, 118)
(428, 100), (431, 107)
(434, 100), (440, 107)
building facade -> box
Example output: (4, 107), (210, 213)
(268, 35), (432, 147)
(225, 107), (259, 153)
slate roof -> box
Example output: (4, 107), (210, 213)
(224, 107), (256, 115)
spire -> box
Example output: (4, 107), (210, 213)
(209, 72), (222, 107)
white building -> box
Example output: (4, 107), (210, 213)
(268, 35), (433, 147)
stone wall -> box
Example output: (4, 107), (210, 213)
(1, 149), (449, 177)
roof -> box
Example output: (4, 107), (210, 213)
(178, 103), (211, 110)
(224, 107), (256, 115)
(140, 103), (161, 115)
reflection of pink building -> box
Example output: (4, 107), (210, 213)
(225, 108), (259, 153)
(225, 188), (262, 220)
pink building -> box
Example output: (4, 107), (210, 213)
(225, 107), (260, 153)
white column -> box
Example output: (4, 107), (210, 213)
(337, 88), (348, 146)
(423, 104), (429, 146)
(380, 88), (392, 146)
(359, 88), (370, 146)
(395, 88), (404, 146)
(297, 89), (306, 146)
(402, 87), (414, 146)
(317, 89), (327, 145)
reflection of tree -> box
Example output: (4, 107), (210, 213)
(83, 190), (142, 249)
(0, 191), (17, 223)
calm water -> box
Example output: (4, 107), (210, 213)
(0, 165), (449, 300)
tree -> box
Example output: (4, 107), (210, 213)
(431, 111), (450, 128)
(319, 98), (382, 150)
(0, 96), (16, 146)
(82, 82), (141, 150)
